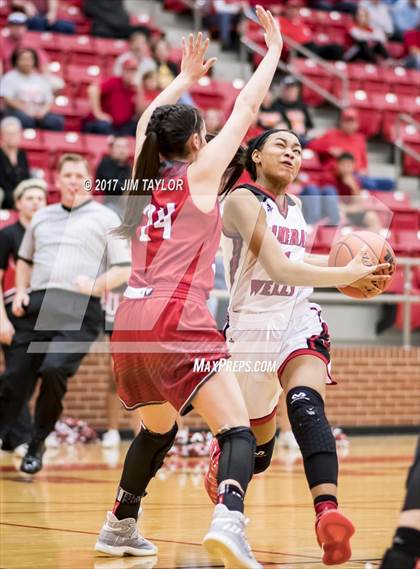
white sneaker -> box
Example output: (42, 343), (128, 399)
(102, 430), (121, 448)
(203, 504), (262, 569)
(95, 511), (157, 557)
(13, 443), (29, 458)
(278, 430), (299, 450)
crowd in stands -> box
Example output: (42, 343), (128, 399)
(0, 1), (418, 248)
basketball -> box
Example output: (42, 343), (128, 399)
(328, 231), (396, 298)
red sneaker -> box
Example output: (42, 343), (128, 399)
(204, 437), (220, 505)
(315, 509), (355, 565)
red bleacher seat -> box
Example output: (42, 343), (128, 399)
(301, 148), (322, 174)
(60, 34), (98, 66)
(65, 64), (103, 97)
(42, 131), (87, 166)
(396, 230), (420, 256)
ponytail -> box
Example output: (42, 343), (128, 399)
(219, 145), (246, 199)
(113, 131), (160, 239)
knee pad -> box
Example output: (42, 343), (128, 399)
(286, 386), (336, 460)
(254, 436), (275, 474)
(216, 426), (256, 488)
(139, 422), (178, 477)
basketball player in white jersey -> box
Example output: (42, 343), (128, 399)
(205, 128), (391, 566)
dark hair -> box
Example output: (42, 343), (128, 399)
(11, 47), (39, 69)
(338, 152), (355, 162)
(219, 128), (301, 197)
(115, 104), (204, 239)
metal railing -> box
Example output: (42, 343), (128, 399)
(210, 257), (420, 349)
(394, 114), (420, 179)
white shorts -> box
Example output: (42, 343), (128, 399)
(225, 302), (334, 423)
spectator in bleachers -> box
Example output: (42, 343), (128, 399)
(403, 26), (420, 69)
(12, 0), (75, 34)
(308, 109), (395, 191)
(276, 76), (314, 144)
(150, 38), (197, 105)
(257, 88), (288, 130)
(298, 179), (341, 226)
(138, 71), (161, 113)
(113, 31), (156, 79)
(204, 108), (225, 135)
(213, 0), (244, 51)
(279, 0), (345, 60)
(0, 12), (49, 75)
(83, 0), (149, 39)
(0, 117), (30, 210)
(345, 6), (390, 62)
(392, 0), (420, 40)
(152, 38), (179, 88)
(95, 137), (131, 210)
(0, 48), (64, 131)
(84, 57), (140, 136)
(360, 0), (394, 38)
(323, 152), (382, 231)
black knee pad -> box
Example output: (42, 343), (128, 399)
(254, 436), (276, 474)
(286, 386), (336, 460)
(139, 422), (178, 477)
(216, 426), (256, 489)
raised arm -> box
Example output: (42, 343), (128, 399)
(188, 7), (283, 204)
(133, 33), (217, 162)
(224, 189), (390, 289)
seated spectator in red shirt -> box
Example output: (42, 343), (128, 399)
(0, 12), (49, 75)
(84, 58), (140, 136)
(308, 108), (368, 171)
(279, 0), (345, 60)
(0, 117), (30, 210)
(0, 47), (64, 131)
(344, 6), (389, 63)
(12, 0), (75, 34)
(404, 27), (420, 70)
(308, 108), (395, 191)
(322, 152), (382, 231)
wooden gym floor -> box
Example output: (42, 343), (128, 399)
(0, 435), (417, 569)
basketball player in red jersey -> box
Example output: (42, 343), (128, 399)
(204, 128), (391, 565)
(95, 9), (285, 568)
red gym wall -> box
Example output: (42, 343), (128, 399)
(2, 345), (418, 430)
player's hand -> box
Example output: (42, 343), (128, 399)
(0, 317), (15, 345)
(345, 246), (391, 286)
(12, 291), (30, 317)
(180, 33), (217, 84)
(255, 5), (283, 52)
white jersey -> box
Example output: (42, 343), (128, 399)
(222, 184), (312, 331)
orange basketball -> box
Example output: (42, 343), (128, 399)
(328, 230), (396, 298)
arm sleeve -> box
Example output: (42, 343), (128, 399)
(18, 223), (36, 263)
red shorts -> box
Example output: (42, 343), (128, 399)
(111, 294), (229, 415)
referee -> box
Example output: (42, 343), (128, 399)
(0, 153), (131, 474)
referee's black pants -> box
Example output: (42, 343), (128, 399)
(0, 289), (102, 444)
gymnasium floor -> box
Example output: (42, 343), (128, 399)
(0, 435), (417, 569)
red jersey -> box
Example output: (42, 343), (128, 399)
(127, 160), (221, 300)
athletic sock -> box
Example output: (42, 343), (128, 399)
(217, 482), (245, 513)
(314, 494), (338, 520)
(113, 487), (142, 520)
